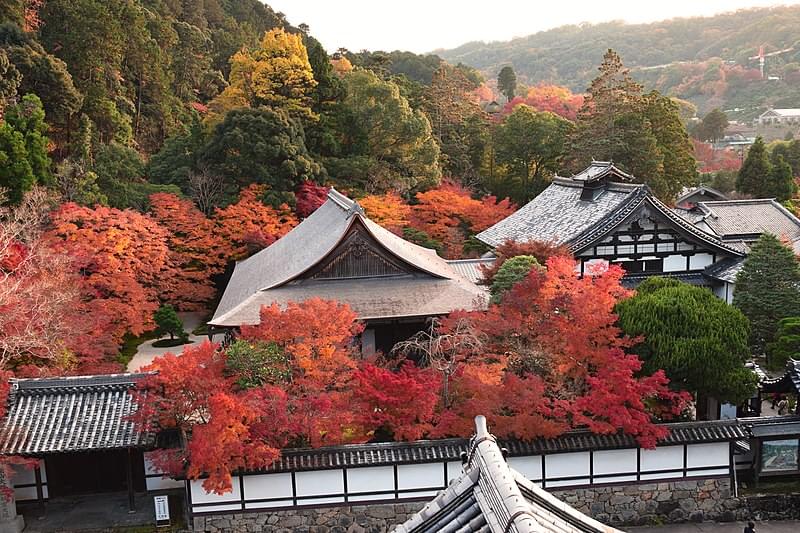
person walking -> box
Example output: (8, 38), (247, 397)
(744, 520), (756, 533)
(778, 398), (789, 415)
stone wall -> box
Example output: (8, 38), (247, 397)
(191, 502), (425, 533)
(735, 493), (800, 521)
(552, 478), (734, 526)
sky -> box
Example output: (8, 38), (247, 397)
(266, 0), (800, 54)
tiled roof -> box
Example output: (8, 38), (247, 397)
(0, 373), (152, 455)
(475, 178), (643, 249)
(741, 415), (800, 438)
(393, 416), (621, 533)
(760, 359), (800, 396)
(211, 276), (487, 326)
(694, 199), (800, 242)
(446, 258), (495, 285)
(703, 257), (746, 283)
(212, 189), (486, 326)
(255, 419), (745, 474)
(675, 186), (727, 207)
(476, 165), (741, 258)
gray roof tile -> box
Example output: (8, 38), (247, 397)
(0, 373), (152, 455)
(696, 199), (800, 241)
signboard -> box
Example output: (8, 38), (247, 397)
(154, 495), (170, 527)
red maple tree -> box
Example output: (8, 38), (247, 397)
(295, 181), (330, 218)
(213, 185), (298, 261)
(149, 193), (226, 311)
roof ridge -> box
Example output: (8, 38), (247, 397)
(701, 198), (777, 205)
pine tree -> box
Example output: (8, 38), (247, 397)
(616, 277), (757, 404)
(153, 304), (186, 341)
(734, 233), (800, 358)
(736, 137), (770, 196)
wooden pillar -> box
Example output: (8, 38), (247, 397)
(34, 465), (44, 514)
(126, 449), (135, 513)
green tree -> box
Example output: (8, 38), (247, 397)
(224, 339), (291, 390)
(694, 108), (729, 142)
(490, 255), (540, 304)
(199, 107), (323, 202)
(0, 122), (32, 203)
(494, 105), (573, 202)
(767, 317), (800, 371)
(54, 157), (106, 205)
(93, 142), (180, 209)
(569, 50), (696, 201)
(153, 304), (186, 341)
(0, 48), (20, 117)
(737, 137), (770, 196)
(765, 154), (795, 201)
(734, 233), (800, 358)
(616, 278), (757, 405)
(332, 69), (441, 192)
(5, 94), (51, 184)
(497, 65), (517, 102)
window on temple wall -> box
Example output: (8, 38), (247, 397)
(616, 258), (663, 274)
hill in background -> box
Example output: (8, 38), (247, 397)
(435, 6), (800, 119)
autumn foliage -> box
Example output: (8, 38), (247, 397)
(212, 185), (298, 261)
(143, 258), (686, 493)
(503, 84), (584, 121)
(692, 139), (742, 173)
(149, 193), (226, 311)
(294, 181), (329, 218)
(478, 239), (571, 285)
(409, 182), (515, 258)
(359, 192), (411, 234)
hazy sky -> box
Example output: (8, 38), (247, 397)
(266, 0), (800, 54)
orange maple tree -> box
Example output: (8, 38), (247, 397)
(409, 182), (515, 258)
(478, 239), (570, 285)
(692, 139), (742, 173)
(45, 203), (173, 342)
(503, 84), (584, 121)
(149, 193), (226, 311)
(212, 185), (298, 261)
(359, 192), (411, 234)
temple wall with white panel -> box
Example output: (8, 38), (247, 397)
(187, 440), (734, 516)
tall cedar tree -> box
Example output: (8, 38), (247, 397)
(569, 50), (696, 201)
(434, 256), (687, 445)
(733, 233), (800, 357)
(497, 66), (517, 102)
(765, 154), (795, 202)
(767, 317), (800, 371)
(736, 137), (770, 196)
(616, 278), (757, 405)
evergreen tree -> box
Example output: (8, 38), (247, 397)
(568, 50), (696, 201)
(737, 136), (770, 196)
(497, 66), (517, 102)
(694, 108), (729, 142)
(765, 153), (795, 202)
(0, 48), (20, 118)
(616, 277), (757, 404)
(767, 317), (800, 371)
(153, 304), (186, 341)
(734, 233), (800, 357)
(0, 94), (50, 203)
(489, 255), (540, 303)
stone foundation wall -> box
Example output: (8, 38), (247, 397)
(190, 478), (739, 531)
(191, 503), (425, 533)
(735, 493), (800, 521)
(552, 478), (734, 526)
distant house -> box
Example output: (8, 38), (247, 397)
(757, 108), (800, 126)
(476, 162), (744, 296)
(210, 189), (488, 354)
(675, 186), (727, 210)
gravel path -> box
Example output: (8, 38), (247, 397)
(126, 311), (209, 372)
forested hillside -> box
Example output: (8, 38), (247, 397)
(436, 6), (800, 116)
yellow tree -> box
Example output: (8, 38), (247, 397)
(208, 28), (317, 124)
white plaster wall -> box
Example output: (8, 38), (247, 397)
(11, 460), (48, 501)
(545, 451), (590, 486)
(144, 453), (183, 491)
(507, 456), (542, 481)
(347, 466), (394, 494)
(593, 449), (637, 475)
(243, 472), (292, 500)
(689, 253), (714, 270)
(397, 463), (443, 490)
(640, 445), (683, 474)
(295, 470), (343, 497)
(686, 442), (729, 469)
(663, 255), (687, 272)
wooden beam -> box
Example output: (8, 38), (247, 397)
(126, 449), (135, 513)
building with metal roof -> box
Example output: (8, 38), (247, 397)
(210, 189), (488, 353)
(476, 162), (743, 293)
(393, 416), (622, 533)
(674, 186), (728, 210)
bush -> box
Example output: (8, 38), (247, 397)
(490, 255), (540, 303)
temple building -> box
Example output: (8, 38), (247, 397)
(477, 161), (800, 301)
(210, 189), (488, 354)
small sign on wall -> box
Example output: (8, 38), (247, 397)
(154, 495), (170, 527)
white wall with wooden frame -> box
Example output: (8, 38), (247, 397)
(184, 441), (733, 516)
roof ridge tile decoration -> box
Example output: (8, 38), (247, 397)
(0, 373), (152, 455)
(393, 416), (622, 533)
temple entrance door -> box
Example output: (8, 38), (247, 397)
(44, 450), (145, 496)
